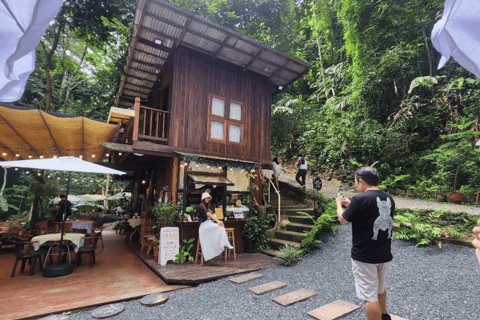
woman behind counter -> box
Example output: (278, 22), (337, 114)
(197, 192), (234, 261)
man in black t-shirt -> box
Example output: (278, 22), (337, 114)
(54, 195), (72, 222)
(336, 167), (394, 320)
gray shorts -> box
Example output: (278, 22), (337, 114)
(351, 258), (391, 302)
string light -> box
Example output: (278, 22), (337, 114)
(118, 152), (122, 156)
(15, 168), (19, 171)
(79, 155), (83, 159)
(37, 173), (42, 177)
(2, 152), (6, 156)
(106, 153), (110, 157)
(26, 171), (30, 174)
(142, 180), (146, 184)
(91, 154), (95, 158)
(15, 153), (19, 157)
(53, 155), (58, 158)
(28, 154), (33, 159)
(39, 155), (44, 159)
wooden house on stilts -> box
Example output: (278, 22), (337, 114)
(103, 0), (309, 240)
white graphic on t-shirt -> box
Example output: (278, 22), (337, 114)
(372, 197), (393, 240)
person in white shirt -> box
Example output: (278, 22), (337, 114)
(295, 154), (308, 188)
(272, 158), (283, 191)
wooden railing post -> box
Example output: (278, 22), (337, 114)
(132, 97), (141, 142)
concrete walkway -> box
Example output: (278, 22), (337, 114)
(278, 173), (480, 216)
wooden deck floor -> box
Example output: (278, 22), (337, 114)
(0, 229), (183, 320)
(128, 241), (284, 285)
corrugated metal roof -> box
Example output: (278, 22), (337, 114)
(114, 0), (310, 108)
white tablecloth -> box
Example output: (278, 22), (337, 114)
(128, 218), (142, 228)
(70, 221), (94, 234)
(32, 233), (85, 253)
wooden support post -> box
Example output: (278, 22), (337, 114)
(147, 170), (155, 205)
(254, 165), (263, 210)
(132, 97), (141, 142)
(475, 192), (479, 207)
(182, 159), (188, 214)
(171, 157), (179, 206)
(222, 166), (227, 217)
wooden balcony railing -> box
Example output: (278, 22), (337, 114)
(133, 97), (170, 143)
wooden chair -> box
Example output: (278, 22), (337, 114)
(92, 221), (104, 249)
(11, 241), (47, 277)
(73, 234), (100, 268)
(74, 229), (87, 234)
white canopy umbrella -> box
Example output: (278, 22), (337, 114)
(1, 156), (125, 277)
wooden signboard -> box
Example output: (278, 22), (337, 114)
(159, 227), (179, 265)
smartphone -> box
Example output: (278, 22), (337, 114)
(338, 188), (344, 200)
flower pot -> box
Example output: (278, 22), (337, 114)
(436, 193), (447, 202)
(153, 246), (159, 262)
(245, 243), (256, 254)
(446, 192), (463, 204)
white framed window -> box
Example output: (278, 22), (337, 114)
(208, 94), (244, 145)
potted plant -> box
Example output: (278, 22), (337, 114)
(184, 206), (196, 221)
(242, 209), (274, 253)
(152, 203), (178, 229)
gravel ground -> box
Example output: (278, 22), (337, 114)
(66, 224), (479, 320)
(278, 173), (480, 216)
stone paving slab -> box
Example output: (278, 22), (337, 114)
(229, 272), (263, 284)
(92, 304), (125, 319)
(249, 281), (288, 295)
(38, 316), (69, 320)
(140, 293), (169, 306)
(391, 315), (409, 320)
(307, 300), (360, 320)
(273, 289), (317, 307)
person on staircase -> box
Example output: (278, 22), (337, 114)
(295, 154), (308, 188)
(272, 157), (284, 192)
(197, 192), (234, 261)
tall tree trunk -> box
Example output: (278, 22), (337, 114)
(311, 1), (326, 97)
(44, 5), (66, 111)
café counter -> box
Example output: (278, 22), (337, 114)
(174, 219), (246, 254)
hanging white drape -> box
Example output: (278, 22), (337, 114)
(431, 0), (480, 78)
(0, 0), (64, 102)
(229, 124), (241, 143)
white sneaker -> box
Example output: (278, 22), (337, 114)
(225, 243), (234, 250)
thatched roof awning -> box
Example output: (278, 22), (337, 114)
(0, 104), (117, 161)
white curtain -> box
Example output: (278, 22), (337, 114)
(0, 0), (64, 102)
(211, 97), (225, 117)
(229, 124), (241, 143)
(431, 0), (480, 77)
(230, 102), (242, 121)
(211, 121), (224, 140)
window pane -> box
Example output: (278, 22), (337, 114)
(211, 121), (224, 140)
(212, 98), (225, 117)
(229, 125), (241, 143)
(230, 103), (242, 121)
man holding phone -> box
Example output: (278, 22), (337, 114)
(335, 167), (395, 320)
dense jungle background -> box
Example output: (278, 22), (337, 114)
(4, 0), (480, 219)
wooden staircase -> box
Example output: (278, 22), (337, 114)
(262, 190), (315, 257)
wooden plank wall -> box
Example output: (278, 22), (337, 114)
(168, 46), (273, 164)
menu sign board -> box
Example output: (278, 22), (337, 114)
(159, 227), (179, 266)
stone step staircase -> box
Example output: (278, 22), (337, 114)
(263, 188), (315, 257)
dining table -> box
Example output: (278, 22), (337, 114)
(31, 233), (85, 267)
(128, 218), (142, 241)
(70, 220), (94, 234)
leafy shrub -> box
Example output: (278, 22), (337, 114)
(242, 211), (274, 252)
(393, 208), (477, 247)
(300, 199), (338, 254)
(174, 238), (195, 264)
(278, 244), (302, 267)
(102, 214), (120, 223)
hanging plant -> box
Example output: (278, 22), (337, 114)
(182, 155), (259, 171)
